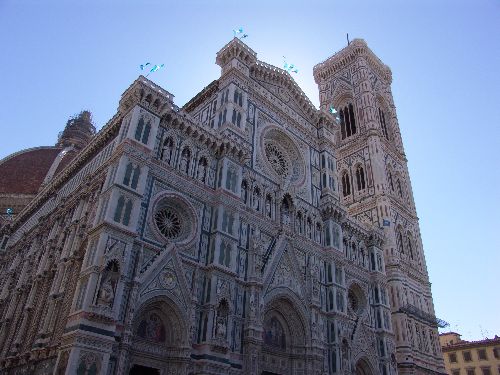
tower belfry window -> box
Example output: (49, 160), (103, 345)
(339, 103), (357, 140)
(379, 108), (389, 139)
(356, 165), (366, 191)
(342, 171), (351, 197)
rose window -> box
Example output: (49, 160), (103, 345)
(261, 127), (305, 185)
(154, 208), (182, 239)
(265, 142), (289, 177)
(347, 285), (366, 315)
(152, 195), (195, 243)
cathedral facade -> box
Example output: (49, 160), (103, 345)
(0, 39), (445, 375)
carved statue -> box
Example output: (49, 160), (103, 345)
(198, 160), (207, 182)
(216, 316), (227, 339)
(180, 151), (190, 174)
(96, 278), (114, 307)
(265, 197), (272, 217)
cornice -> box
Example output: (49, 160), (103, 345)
(182, 80), (219, 113)
(313, 39), (392, 85)
(250, 60), (318, 123)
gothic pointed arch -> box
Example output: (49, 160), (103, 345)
(131, 294), (191, 356)
(259, 293), (310, 374)
(354, 357), (375, 375)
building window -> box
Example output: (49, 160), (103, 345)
(113, 196), (132, 226)
(452, 370), (460, 375)
(481, 367), (491, 375)
(478, 349), (487, 360)
(406, 235), (414, 260)
(397, 231), (404, 255)
(339, 103), (357, 140)
(464, 351), (472, 362)
(123, 163), (140, 189)
(388, 171), (394, 191)
(467, 369), (475, 375)
(134, 117), (151, 144)
(449, 353), (458, 363)
(355, 165), (366, 191)
(493, 347), (499, 359)
(378, 108), (389, 139)
(341, 171), (351, 197)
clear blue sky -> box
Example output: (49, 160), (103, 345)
(1, 0), (499, 341)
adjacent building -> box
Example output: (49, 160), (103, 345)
(0, 38), (445, 375)
(440, 332), (500, 375)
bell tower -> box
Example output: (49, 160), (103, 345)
(314, 39), (446, 375)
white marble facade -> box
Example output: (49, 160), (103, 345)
(0, 38), (445, 375)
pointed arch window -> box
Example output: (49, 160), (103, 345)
(134, 117), (151, 144)
(407, 235), (414, 260)
(114, 196), (133, 226)
(339, 103), (357, 140)
(397, 231), (404, 254)
(388, 171), (394, 191)
(130, 166), (140, 189)
(378, 108), (389, 139)
(123, 163), (140, 189)
(355, 165), (366, 191)
(123, 163), (133, 186)
(114, 196), (125, 222)
(341, 171), (351, 197)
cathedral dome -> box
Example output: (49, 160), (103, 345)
(0, 110), (96, 217)
(0, 146), (62, 196)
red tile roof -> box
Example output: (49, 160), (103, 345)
(0, 147), (61, 195)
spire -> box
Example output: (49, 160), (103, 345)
(56, 110), (96, 150)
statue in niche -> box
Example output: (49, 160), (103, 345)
(215, 299), (229, 340)
(96, 278), (114, 307)
(265, 195), (272, 218)
(215, 316), (227, 339)
(341, 338), (351, 373)
(161, 138), (174, 163)
(180, 148), (190, 174)
(198, 158), (207, 182)
(96, 261), (119, 308)
(315, 224), (321, 243)
(253, 188), (260, 211)
(281, 200), (291, 226)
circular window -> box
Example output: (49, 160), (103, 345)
(261, 127), (305, 185)
(152, 195), (195, 243)
(264, 142), (289, 177)
(154, 208), (181, 239)
(347, 285), (366, 315)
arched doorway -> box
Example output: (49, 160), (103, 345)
(129, 296), (190, 374)
(259, 296), (307, 375)
(355, 358), (373, 375)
